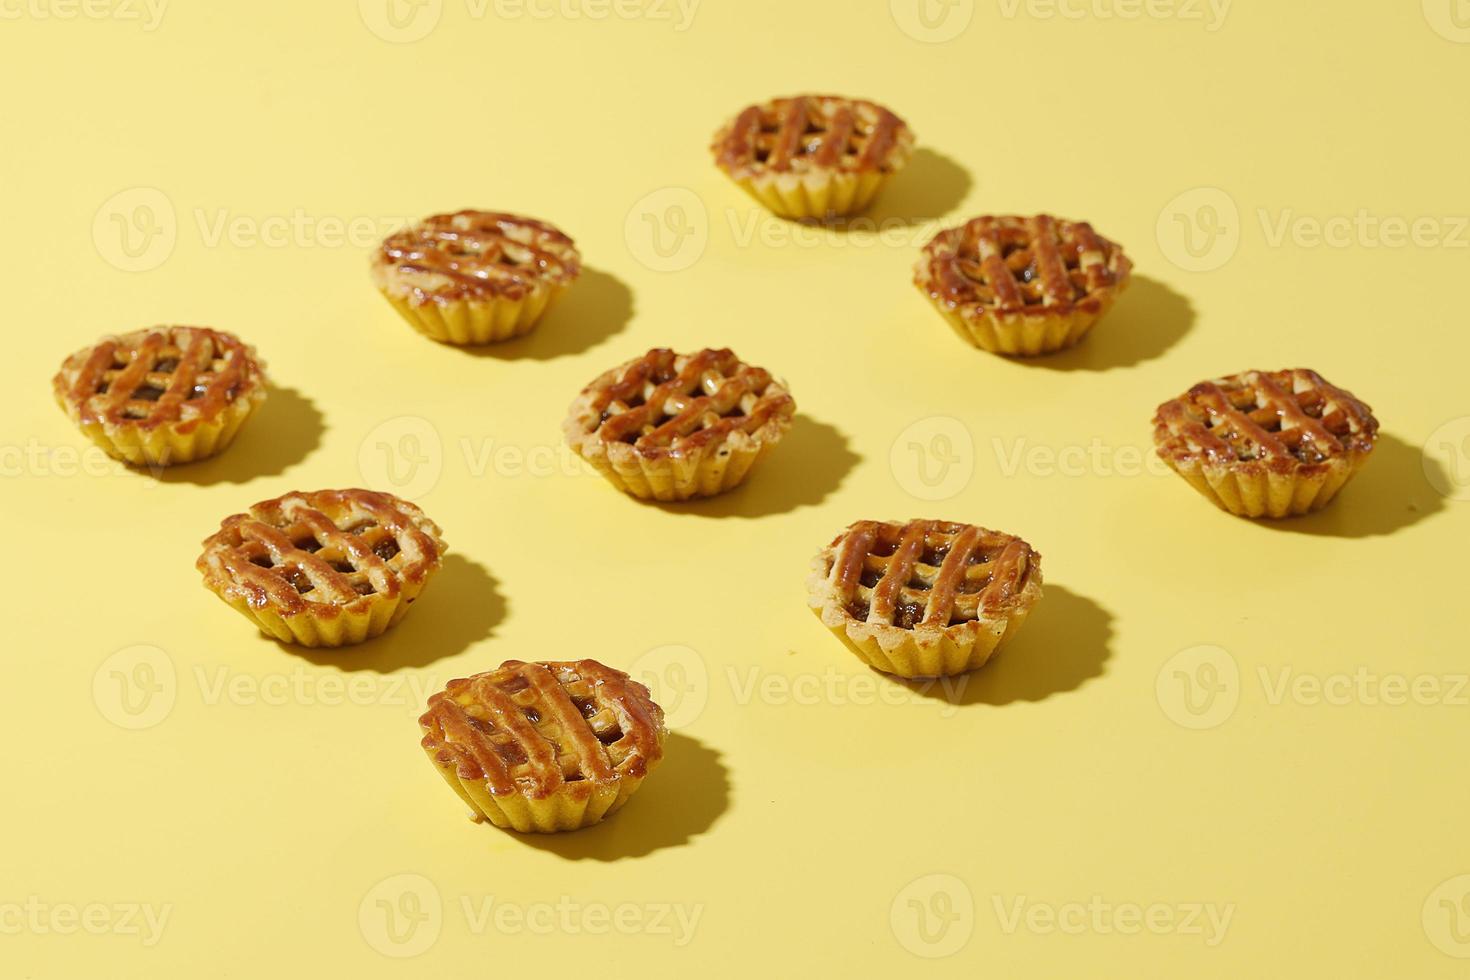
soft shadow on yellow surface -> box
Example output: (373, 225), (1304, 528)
(822, 148), (972, 228)
(511, 734), (729, 861)
(157, 385), (324, 485)
(280, 555), (505, 671)
(1253, 433), (1446, 539)
(1027, 276), (1194, 372)
(651, 415), (860, 518)
(898, 585), (1113, 707)
(458, 267), (633, 361)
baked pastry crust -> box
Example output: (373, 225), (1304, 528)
(420, 660), (666, 833)
(915, 214), (1132, 355)
(371, 210), (581, 344)
(711, 95), (914, 219)
(563, 347), (795, 502)
(807, 520), (1043, 678)
(52, 326), (267, 466)
(1153, 369), (1378, 518)
(197, 489), (445, 647)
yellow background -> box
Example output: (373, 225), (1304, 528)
(3, 1), (1468, 976)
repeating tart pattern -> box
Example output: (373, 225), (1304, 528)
(1153, 368), (1378, 518)
(53, 326), (267, 466)
(42, 88), (1392, 852)
(808, 519), (1043, 678)
(197, 489), (445, 647)
(564, 347), (795, 502)
(420, 660), (666, 833)
(372, 210), (581, 345)
(915, 214), (1132, 355)
(711, 95), (914, 220)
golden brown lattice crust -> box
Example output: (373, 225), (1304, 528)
(373, 210), (581, 305)
(916, 214), (1131, 317)
(53, 326), (265, 432)
(712, 95), (913, 179)
(818, 520), (1040, 628)
(197, 489), (445, 619)
(807, 520), (1043, 678)
(1151, 369), (1378, 519)
(1154, 369), (1378, 476)
(565, 348), (794, 461)
(420, 661), (666, 802)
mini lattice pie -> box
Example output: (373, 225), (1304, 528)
(711, 95), (914, 220)
(372, 210), (581, 345)
(915, 214), (1132, 355)
(1153, 369), (1379, 519)
(807, 520), (1043, 678)
(419, 660), (667, 833)
(52, 326), (267, 466)
(197, 489), (446, 647)
(564, 347), (795, 502)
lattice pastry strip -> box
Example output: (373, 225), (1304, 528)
(915, 214), (1131, 356)
(594, 348), (784, 454)
(1152, 368), (1378, 518)
(720, 96), (906, 175)
(420, 661), (667, 834)
(53, 326), (267, 466)
(197, 489), (445, 647)
(808, 520), (1043, 678)
(956, 214), (1115, 310)
(564, 347), (795, 501)
(711, 95), (915, 219)
(371, 210), (581, 344)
